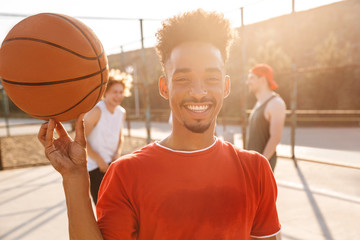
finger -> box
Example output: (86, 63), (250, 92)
(45, 144), (58, 161)
(38, 122), (49, 147)
(54, 120), (69, 138)
(75, 113), (86, 148)
(45, 119), (56, 149)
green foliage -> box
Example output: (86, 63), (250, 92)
(315, 32), (352, 67)
(248, 40), (292, 72)
(300, 33), (357, 109)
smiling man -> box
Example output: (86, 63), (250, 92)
(38, 9), (281, 240)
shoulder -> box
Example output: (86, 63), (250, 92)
(231, 146), (275, 185)
(86, 101), (104, 117)
(268, 95), (286, 109)
(116, 105), (126, 114)
(110, 143), (157, 170)
(237, 148), (269, 167)
(120, 106), (126, 113)
(84, 105), (101, 123)
(266, 95), (286, 116)
(220, 140), (269, 169)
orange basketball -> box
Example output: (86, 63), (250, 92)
(0, 13), (108, 121)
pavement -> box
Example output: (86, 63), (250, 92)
(0, 119), (359, 240)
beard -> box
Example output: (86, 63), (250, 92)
(184, 120), (212, 133)
(176, 96), (217, 133)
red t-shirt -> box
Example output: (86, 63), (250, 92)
(97, 139), (281, 239)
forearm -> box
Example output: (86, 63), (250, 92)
(87, 144), (106, 165)
(112, 134), (124, 161)
(262, 136), (280, 160)
(116, 135), (124, 157)
(63, 171), (103, 240)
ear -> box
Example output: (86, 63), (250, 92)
(259, 76), (268, 86)
(159, 75), (169, 100)
(224, 75), (231, 98)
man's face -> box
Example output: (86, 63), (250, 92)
(246, 72), (263, 94)
(160, 42), (230, 134)
(104, 83), (124, 107)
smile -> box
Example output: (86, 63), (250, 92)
(185, 104), (210, 113)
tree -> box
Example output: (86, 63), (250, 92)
(248, 40), (292, 73)
(315, 32), (352, 67)
(309, 32), (355, 109)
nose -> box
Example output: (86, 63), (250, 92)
(189, 82), (208, 99)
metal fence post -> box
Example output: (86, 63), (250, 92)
(290, 0), (298, 167)
(239, 7), (248, 149)
(139, 19), (152, 143)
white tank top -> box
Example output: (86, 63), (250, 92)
(86, 101), (125, 171)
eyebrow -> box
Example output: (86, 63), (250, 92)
(173, 68), (191, 75)
(173, 67), (222, 75)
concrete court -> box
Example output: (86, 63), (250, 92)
(1, 158), (359, 240)
(0, 120), (359, 240)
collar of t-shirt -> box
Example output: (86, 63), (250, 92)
(155, 137), (218, 154)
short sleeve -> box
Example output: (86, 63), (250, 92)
(96, 161), (138, 240)
(250, 155), (281, 238)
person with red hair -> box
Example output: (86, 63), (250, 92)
(246, 64), (286, 171)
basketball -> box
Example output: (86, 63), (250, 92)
(0, 13), (108, 121)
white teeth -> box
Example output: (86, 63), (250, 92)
(186, 105), (209, 112)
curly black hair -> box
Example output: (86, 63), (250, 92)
(155, 9), (234, 67)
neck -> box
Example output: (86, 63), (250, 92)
(255, 88), (274, 104)
(160, 120), (216, 151)
(104, 100), (116, 113)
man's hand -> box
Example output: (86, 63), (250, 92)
(38, 114), (104, 240)
(38, 114), (87, 177)
(98, 159), (109, 173)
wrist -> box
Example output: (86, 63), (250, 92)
(62, 170), (90, 198)
(62, 168), (89, 184)
(114, 151), (121, 158)
(96, 157), (106, 165)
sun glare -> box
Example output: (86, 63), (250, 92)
(0, 0), (342, 53)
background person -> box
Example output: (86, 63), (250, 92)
(246, 64), (286, 171)
(84, 69), (132, 204)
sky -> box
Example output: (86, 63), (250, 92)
(0, 0), (342, 55)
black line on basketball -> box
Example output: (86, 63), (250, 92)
(2, 38), (104, 60)
(47, 13), (105, 109)
(32, 81), (108, 118)
(1, 66), (107, 86)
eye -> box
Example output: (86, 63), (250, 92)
(174, 77), (190, 83)
(206, 76), (221, 83)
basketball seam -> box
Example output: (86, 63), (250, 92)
(1, 66), (107, 86)
(31, 81), (108, 118)
(45, 13), (105, 109)
(2, 37), (104, 60)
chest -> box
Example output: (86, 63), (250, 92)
(132, 158), (258, 234)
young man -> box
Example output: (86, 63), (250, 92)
(38, 10), (281, 240)
(84, 70), (132, 204)
(246, 64), (286, 171)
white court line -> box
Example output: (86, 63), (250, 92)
(277, 180), (360, 204)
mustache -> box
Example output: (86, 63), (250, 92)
(181, 97), (216, 105)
